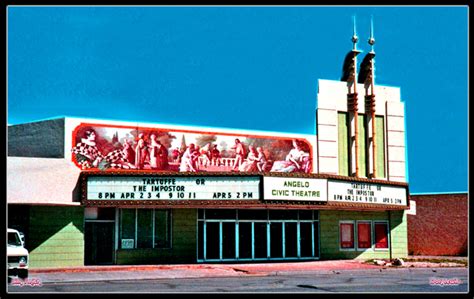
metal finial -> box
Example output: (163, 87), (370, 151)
(368, 17), (375, 50)
(351, 16), (359, 45)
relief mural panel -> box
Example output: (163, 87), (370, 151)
(71, 123), (313, 173)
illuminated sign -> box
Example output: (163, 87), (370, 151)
(87, 176), (260, 200)
(327, 180), (407, 206)
(71, 123), (313, 174)
(263, 177), (327, 201)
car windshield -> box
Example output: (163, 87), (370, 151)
(8, 232), (22, 246)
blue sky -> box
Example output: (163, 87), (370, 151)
(7, 6), (468, 194)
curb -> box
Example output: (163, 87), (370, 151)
(20, 265), (469, 286)
(29, 261), (376, 274)
(29, 264), (238, 273)
(28, 259), (467, 275)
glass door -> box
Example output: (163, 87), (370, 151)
(197, 209), (320, 262)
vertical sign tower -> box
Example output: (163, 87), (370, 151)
(359, 17), (377, 178)
(347, 17), (361, 177)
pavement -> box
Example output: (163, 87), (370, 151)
(22, 256), (467, 284)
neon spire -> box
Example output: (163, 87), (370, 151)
(368, 16), (375, 53)
(351, 15), (359, 50)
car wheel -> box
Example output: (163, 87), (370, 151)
(18, 270), (28, 279)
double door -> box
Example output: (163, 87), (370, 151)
(198, 220), (319, 262)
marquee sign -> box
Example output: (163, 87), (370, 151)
(327, 180), (408, 206)
(86, 176), (260, 201)
(263, 177), (327, 202)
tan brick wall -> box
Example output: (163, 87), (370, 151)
(320, 210), (407, 260)
(28, 206), (84, 268)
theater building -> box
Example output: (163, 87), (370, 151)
(7, 30), (410, 268)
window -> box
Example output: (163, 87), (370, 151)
(358, 114), (367, 178)
(375, 116), (386, 178)
(338, 112), (349, 176)
(269, 210), (298, 220)
(374, 222), (389, 249)
(120, 209), (136, 247)
(339, 222), (355, 250)
(338, 112), (369, 178)
(137, 209), (153, 248)
(120, 209), (171, 249)
(357, 221), (372, 249)
(154, 210), (170, 248)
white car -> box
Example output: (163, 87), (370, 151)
(7, 228), (29, 279)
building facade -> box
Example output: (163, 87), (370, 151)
(7, 33), (411, 267)
(7, 101), (409, 268)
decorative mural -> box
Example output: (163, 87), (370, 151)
(71, 123), (313, 173)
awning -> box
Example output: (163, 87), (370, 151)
(7, 157), (81, 206)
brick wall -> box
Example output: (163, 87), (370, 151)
(408, 193), (467, 256)
(8, 118), (65, 158)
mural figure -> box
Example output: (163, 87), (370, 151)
(156, 140), (169, 170)
(71, 130), (105, 170)
(178, 147), (186, 163)
(135, 133), (149, 170)
(256, 146), (270, 172)
(192, 145), (201, 171)
(210, 144), (221, 166)
(171, 147), (180, 163)
(149, 134), (160, 169)
(238, 145), (258, 172)
(149, 134), (169, 170)
(231, 139), (247, 171)
(122, 140), (136, 166)
(199, 143), (212, 167)
(106, 140), (137, 169)
(271, 140), (311, 173)
(179, 143), (198, 172)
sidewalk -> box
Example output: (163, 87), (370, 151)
(27, 260), (378, 284)
(25, 258), (467, 284)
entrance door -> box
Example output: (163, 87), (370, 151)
(85, 221), (115, 265)
(197, 209), (320, 262)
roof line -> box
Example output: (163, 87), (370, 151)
(410, 191), (468, 196)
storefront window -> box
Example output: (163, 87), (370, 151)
(120, 209), (171, 249)
(238, 209), (267, 220)
(269, 210), (298, 220)
(154, 210), (171, 248)
(120, 209), (136, 249)
(340, 222), (355, 249)
(374, 222), (389, 249)
(206, 209), (236, 219)
(298, 210), (313, 220)
(357, 221), (372, 249)
(137, 209), (153, 248)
